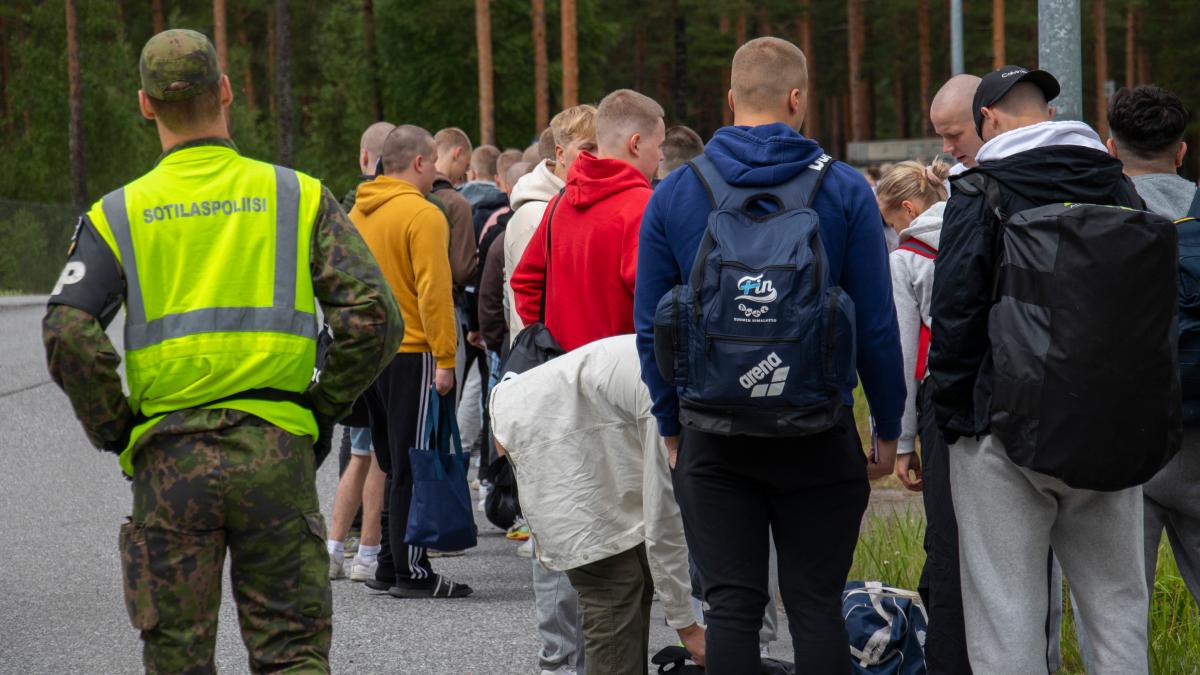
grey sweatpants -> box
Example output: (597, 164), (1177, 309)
(533, 554), (584, 673)
(1144, 429), (1200, 602)
(949, 434), (1148, 675)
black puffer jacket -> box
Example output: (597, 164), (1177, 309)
(928, 143), (1144, 442)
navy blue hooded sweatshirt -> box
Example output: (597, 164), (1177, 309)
(633, 123), (906, 439)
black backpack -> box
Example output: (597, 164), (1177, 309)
(1174, 189), (1200, 425)
(958, 173), (1181, 491)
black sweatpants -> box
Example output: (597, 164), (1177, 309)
(915, 380), (972, 674)
(363, 352), (444, 584)
(672, 406), (869, 674)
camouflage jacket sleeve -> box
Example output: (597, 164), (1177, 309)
(43, 217), (134, 451)
(307, 187), (404, 419)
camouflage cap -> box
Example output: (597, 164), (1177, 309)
(139, 29), (221, 101)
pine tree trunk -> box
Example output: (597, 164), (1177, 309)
(475, 0), (494, 145)
(532, 0), (548, 131)
(1, 16), (10, 127)
(673, 0), (687, 122)
(917, 0), (932, 134)
(756, 4), (771, 37)
(152, 0), (164, 33)
(1135, 9), (1148, 84)
(992, 0), (1005, 67)
(735, 3), (747, 46)
(275, 0), (294, 167)
(66, 0), (86, 208)
(1093, 0), (1108, 137)
(364, 0), (383, 121)
(1124, 5), (1134, 87)
(561, 0), (577, 107)
(237, 11), (256, 113)
(213, 0), (227, 72)
(719, 13), (732, 127)
(847, 0), (868, 141)
(798, 0), (817, 139)
(634, 27), (646, 93)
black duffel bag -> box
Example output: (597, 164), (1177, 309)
(484, 454), (521, 530)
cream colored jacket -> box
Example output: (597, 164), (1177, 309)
(489, 335), (694, 629)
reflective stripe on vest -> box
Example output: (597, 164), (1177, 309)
(101, 166), (317, 350)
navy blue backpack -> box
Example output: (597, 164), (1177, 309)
(1176, 189), (1200, 425)
(653, 153), (856, 436)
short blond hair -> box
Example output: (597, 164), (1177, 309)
(497, 148), (523, 181)
(875, 160), (950, 214)
(434, 127), (472, 156)
(470, 144), (501, 179)
(550, 104), (597, 149)
(731, 37), (808, 112)
(596, 89), (664, 152)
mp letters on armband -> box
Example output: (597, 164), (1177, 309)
(52, 218), (88, 296)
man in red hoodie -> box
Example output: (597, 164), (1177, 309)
(511, 89), (686, 670)
(511, 89), (665, 351)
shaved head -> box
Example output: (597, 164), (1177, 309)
(361, 122), (396, 163)
(731, 37), (808, 116)
(931, 74), (982, 167)
(382, 124), (435, 174)
(979, 81), (1052, 141)
(931, 74), (981, 123)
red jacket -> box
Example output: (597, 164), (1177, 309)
(512, 151), (651, 352)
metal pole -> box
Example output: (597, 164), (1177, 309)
(1038, 0), (1082, 120)
(950, 0), (964, 75)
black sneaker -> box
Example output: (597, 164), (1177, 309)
(388, 574), (473, 599)
(364, 578), (393, 593)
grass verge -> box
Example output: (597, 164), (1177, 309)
(852, 509), (1200, 674)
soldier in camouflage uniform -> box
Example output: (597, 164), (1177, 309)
(43, 29), (403, 674)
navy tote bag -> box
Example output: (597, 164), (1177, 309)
(405, 388), (478, 551)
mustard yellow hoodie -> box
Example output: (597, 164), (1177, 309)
(351, 176), (457, 367)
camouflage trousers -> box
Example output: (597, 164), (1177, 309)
(119, 409), (332, 674)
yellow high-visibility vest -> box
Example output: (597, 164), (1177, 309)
(87, 142), (322, 475)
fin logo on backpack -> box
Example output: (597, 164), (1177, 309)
(735, 274), (778, 320)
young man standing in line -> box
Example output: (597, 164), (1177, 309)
(511, 89), (664, 350)
(634, 38), (905, 673)
(1107, 84), (1200, 605)
(503, 105), (597, 339)
(929, 67), (1150, 672)
(350, 125), (471, 598)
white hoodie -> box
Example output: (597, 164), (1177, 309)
(974, 119), (1106, 163)
(503, 160), (564, 339)
(890, 201), (945, 454)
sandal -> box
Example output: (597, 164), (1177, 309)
(387, 574), (474, 599)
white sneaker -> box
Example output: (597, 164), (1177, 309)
(348, 556), (378, 582)
(516, 539), (533, 558)
(328, 552), (345, 580)
(477, 482), (492, 512)
(540, 668), (576, 675)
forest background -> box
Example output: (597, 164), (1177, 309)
(1, 0), (1198, 292)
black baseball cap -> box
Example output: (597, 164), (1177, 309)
(972, 65), (1061, 137)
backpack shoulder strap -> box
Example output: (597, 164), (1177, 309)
(898, 239), (937, 259)
(537, 188), (566, 324)
(688, 152), (833, 213)
(954, 171), (1009, 222)
(1189, 186), (1200, 219)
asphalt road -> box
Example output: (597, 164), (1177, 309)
(1, 299), (795, 674)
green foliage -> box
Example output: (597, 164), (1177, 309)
(854, 510), (1200, 674)
(0, 201), (74, 292)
